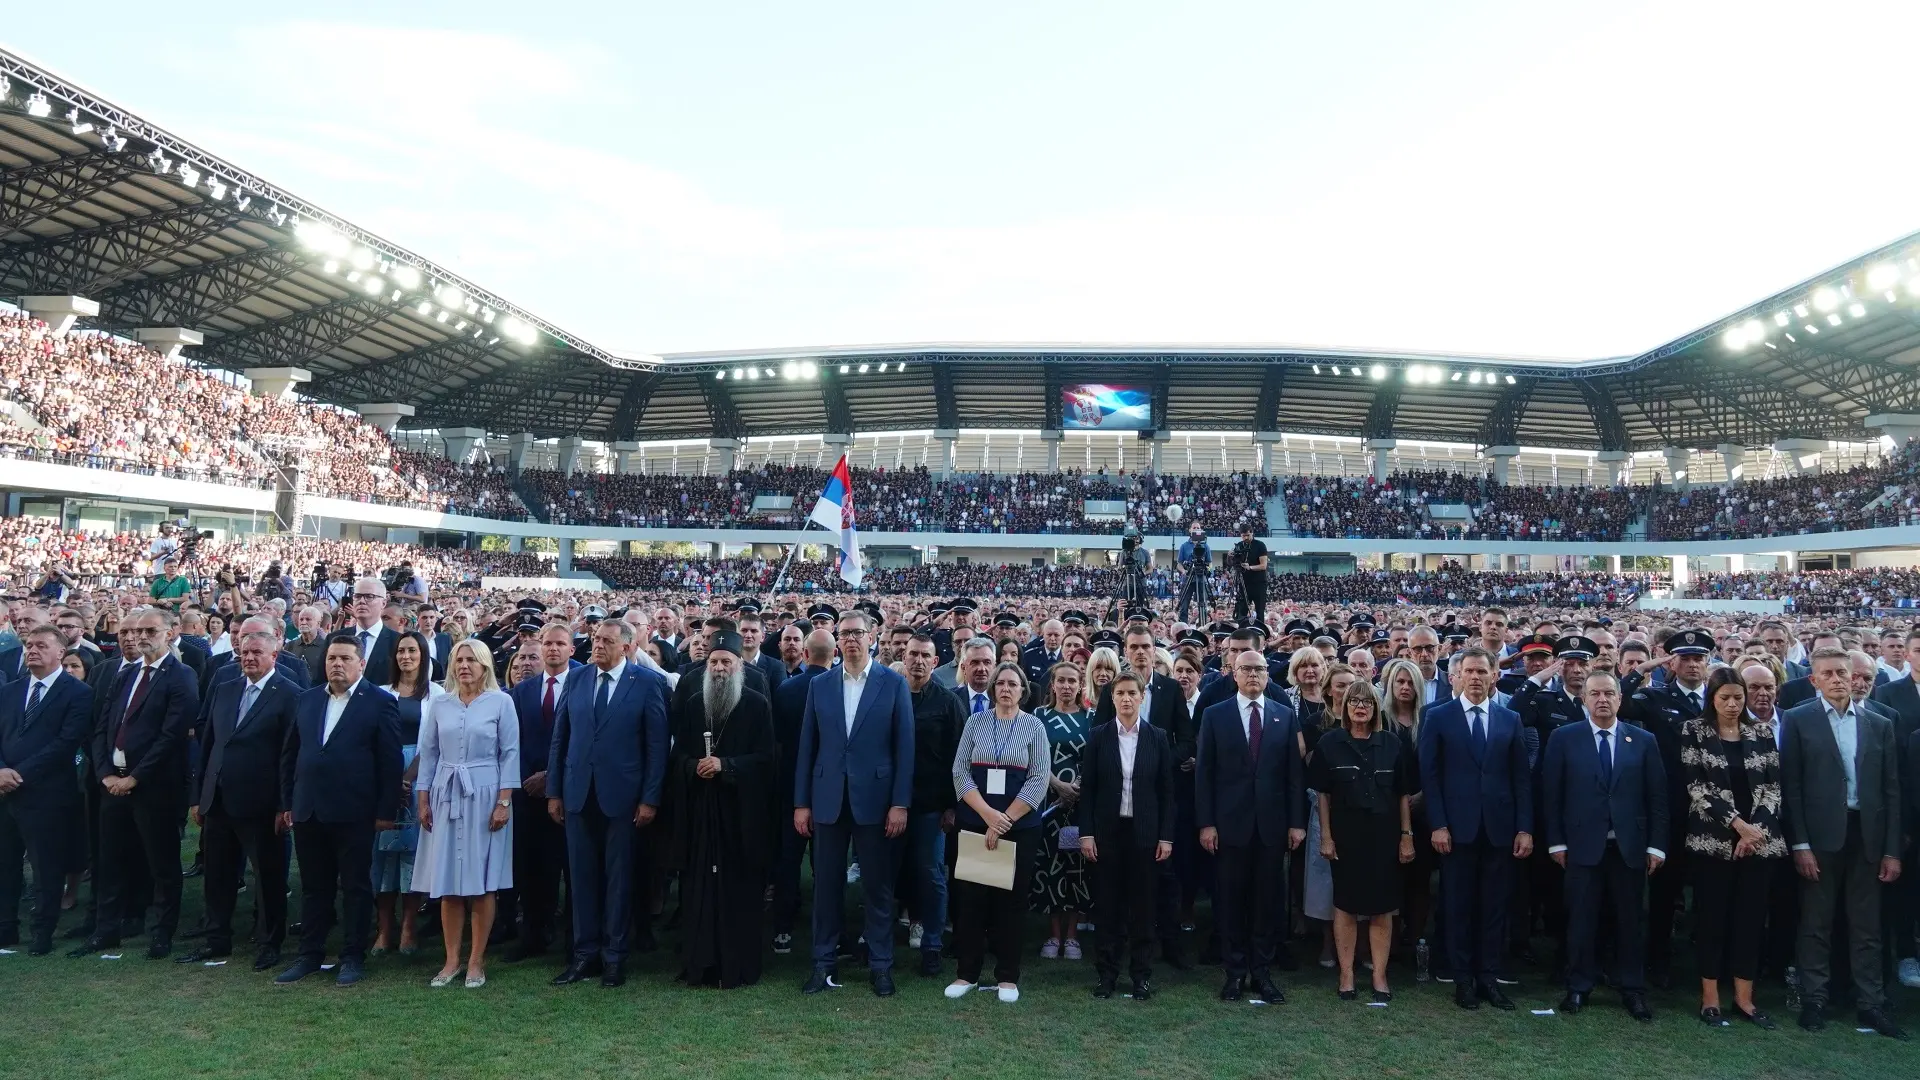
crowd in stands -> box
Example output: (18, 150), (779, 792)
(1647, 443), (1920, 541)
(1690, 568), (1920, 613)
(0, 312), (526, 517)
(1284, 471), (1643, 541)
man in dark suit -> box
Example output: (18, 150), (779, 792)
(0, 625), (92, 954)
(503, 623), (582, 963)
(415, 604), (451, 681)
(1781, 647), (1906, 1039)
(273, 632), (402, 987)
(949, 635), (997, 717)
(1194, 626), (1287, 714)
(342, 576), (399, 687)
(1869, 631), (1920, 989)
(1777, 631), (1843, 712)
(1419, 646), (1534, 1010)
(546, 618), (669, 989)
(1195, 648), (1304, 1004)
(198, 615), (310, 699)
(738, 610), (789, 697)
(1541, 670), (1668, 1021)
(0, 638), (25, 685)
(769, 629), (834, 955)
(1080, 670), (1177, 1000)
(74, 607), (198, 960)
(793, 610), (915, 998)
(180, 629), (301, 970)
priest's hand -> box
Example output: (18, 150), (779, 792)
(696, 756), (722, 779)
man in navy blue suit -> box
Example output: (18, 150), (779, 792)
(0, 625), (93, 954)
(793, 610), (915, 998)
(769, 628), (833, 955)
(1419, 646), (1534, 1010)
(1541, 670), (1668, 1021)
(502, 623), (582, 963)
(546, 618), (669, 989)
(1195, 648), (1304, 1003)
(342, 576), (399, 688)
(274, 632), (402, 987)
(76, 607), (199, 960)
(182, 630), (303, 970)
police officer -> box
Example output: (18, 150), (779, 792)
(1618, 628), (1715, 988)
(1496, 634), (1557, 708)
(1507, 634), (1599, 978)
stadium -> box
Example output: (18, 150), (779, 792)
(1, 27), (1918, 1080)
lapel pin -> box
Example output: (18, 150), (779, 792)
(1623, 735), (1632, 743)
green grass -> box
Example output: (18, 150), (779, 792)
(4, 851), (1916, 1080)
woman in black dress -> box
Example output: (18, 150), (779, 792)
(1312, 679), (1415, 1002)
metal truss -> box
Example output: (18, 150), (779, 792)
(1476, 378), (1535, 446)
(304, 335), (502, 403)
(608, 370), (669, 439)
(1575, 379), (1630, 450)
(87, 246), (307, 329)
(194, 294), (394, 371)
(700, 374), (747, 440)
(0, 202), (243, 296)
(1362, 380), (1403, 439)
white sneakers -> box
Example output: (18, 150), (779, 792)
(1899, 957), (1920, 989)
(944, 980), (1020, 1003)
(907, 922), (924, 949)
(997, 985), (1021, 1003)
(944, 980), (976, 999)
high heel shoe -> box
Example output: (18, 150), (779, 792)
(1337, 987), (1358, 1001)
(1372, 988), (1393, 1003)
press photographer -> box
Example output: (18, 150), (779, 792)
(1176, 521), (1212, 623)
(1230, 521), (1269, 626)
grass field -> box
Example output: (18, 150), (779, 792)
(4, 852), (1916, 1080)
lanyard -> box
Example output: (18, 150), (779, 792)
(990, 714), (1016, 761)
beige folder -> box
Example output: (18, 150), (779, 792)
(954, 830), (1018, 891)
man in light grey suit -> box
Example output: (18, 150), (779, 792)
(1781, 647), (1905, 1039)
(793, 610), (915, 999)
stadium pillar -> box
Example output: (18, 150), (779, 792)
(1485, 445), (1520, 485)
(441, 427), (486, 463)
(133, 327), (204, 361)
(242, 366), (313, 402)
(1865, 412), (1920, 451)
(1727, 553), (1745, 573)
(357, 403), (415, 435)
(1662, 447), (1691, 493)
(1608, 554), (1622, 574)
(508, 433), (536, 472)
(19, 294), (99, 336)
(933, 428), (958, 477)
(1148, 430), (1172, 472)
(1773, 438), (1825, 476)
(1040, 429), (1064, 472)
(558, 436), (584, 476)
(612, 440), (642, 475)
(1595, 449), (1630, 486)
(822, 432), (853, 462)
(1716, 442), (1747, 484)
(1255, 431), (1283, 477)
(508, 535), (524, 553)
(1669, 553), (1691, 598)
(710, 437), (740, 473)
(1364, 439), (1397, 483)
(557, 537), (574, 573)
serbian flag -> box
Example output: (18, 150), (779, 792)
(807, 454), (863, 588)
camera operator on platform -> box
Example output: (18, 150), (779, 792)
(1231, 522), (1269, 628)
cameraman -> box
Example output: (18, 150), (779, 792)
(1117, 524), (1150, 609)
(1230, 522), (1270, 628)
(1175, 523), (1211, 623)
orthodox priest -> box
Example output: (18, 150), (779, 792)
(666, 628), (776, 987)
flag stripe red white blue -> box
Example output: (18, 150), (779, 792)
(807, 455), (862, 587)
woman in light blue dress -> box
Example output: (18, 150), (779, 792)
(414, 638), (519, 988)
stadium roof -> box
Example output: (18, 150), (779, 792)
(4, 44), (1920, 452)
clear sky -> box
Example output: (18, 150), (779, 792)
(6, 1), (1917, 360)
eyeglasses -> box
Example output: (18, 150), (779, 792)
(353, 593), (384, 601)
(837, 629), (869, 638)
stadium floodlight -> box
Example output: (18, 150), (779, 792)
(1328, 365), (1339, 376)
(1811, 287), (1840, 313)
(435, 284), (465, 309)
(746, 367), (759, 379)
(1868, 263), (1901, 291)
(322, 260), (340, 275)
(1826, 313), (1843, 326)
(1351, 366), (1363, 376)
(0, 76), (9, 101)
(782, 363), (798, 379)
(839, 364), (850, 374)
(859, 363), (871, 373)
(715, 370), (726, 380)
(1468, 371), (1481, 384)
(25, 91), (51, 118)
(764, 368), (777, 378)
(177, 164), (200, 189)
(801, 361), (818, 377)
(1907, 277), (1920, 297)
(455, 320), (468, 331)
(1773, 312), (1790, 326)
(732, 368), (745, 380)
(498, 316), (538, 345)
(414, 300), (432, 315)
(1803, 323), (1819, 334)
(64, 108), (92, 136)
(101, 125), (127, 153)
(361, 276), (385, 296)
(1369, 365), (1386, 380)
(1311, 364), (1321, 375)
(1848, 302), (1866, 318)
(480, 309), (495, 324)
(1504, 374), (1516, 385)
(1450, 370), (1462, 381)
(435, 309), (450, 323)
(349, 247), (375, 271)
(206, 178), (226, 202)
(391, 265), (422, 290)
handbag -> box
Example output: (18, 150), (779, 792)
(1057, 824), (1081, 852)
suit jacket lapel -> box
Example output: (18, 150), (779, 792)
(848, 670), (878, 743)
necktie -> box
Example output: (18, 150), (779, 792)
(542, 676), (558, 728)
(1686, 690), (1701, 714)
(1469, 705), (1486, 756)
(1247, 701), (1262, 760)
(21, 680), (43, 733)
(1597, 728), (1613, 789)
(973, 692), (987, 715)
(359, 630), (372, 658)
(237, 683), (259, 729)
(117, 666), (152, 749)
(595, 672), (613, 722)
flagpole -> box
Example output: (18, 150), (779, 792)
(766, 521), (811, 601)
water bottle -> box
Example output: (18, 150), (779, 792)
(1784, 966), (1801, 1011)
(1415, 939), (1431, 983)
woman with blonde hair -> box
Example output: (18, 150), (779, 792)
(414, 637), (520, 988)
(1377, 657), (1434, 960)
(1083, 647), (1121, 710)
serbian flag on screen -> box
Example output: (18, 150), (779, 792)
(808, 455), (863, 588)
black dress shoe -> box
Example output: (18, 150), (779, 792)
(146, 934), (173, 960)
(28, 934), (54, 957)
(1253, 976), (1283, 1003)
(1560, 990), (1589, 1014)
(919, 950), (943, 977)
(1219, 975), (1245, 1002)
(182, 863), (204, 880)
(274, 957), (322, 983)
(68, 936), (119, 958)
(1698, 1007), (1730, 1027)
(1623, 991), (1653, 1022)
(1094, 976), (1117, 999)
(1858, 1008), (1910, 1040)
(871, 970), (895, 997)
(176, 946), (231, 964)
(801, 968), (839, 994)
(1798, 1004), (1826, 1032)
(62, 922), (94, 941)
(1454, 985), (1481, 1010)
(1477, 983), (1516, 1010)
(253, 948), (282, 972)
(600, 963), (626, 988)
(1131, 978), (1154, 1001)
(551, 960), (602, 986)
(335, 957), (365, 986)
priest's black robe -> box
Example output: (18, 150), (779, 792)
(666, 686), (775, 987)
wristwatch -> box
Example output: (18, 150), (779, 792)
(496, 798), (511, 809)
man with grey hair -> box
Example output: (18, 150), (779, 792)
(345, 577), (398, 685)
(667, 627), (775, 987)
(288, 604), (331, 683)
(951, 638), (998, 718)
